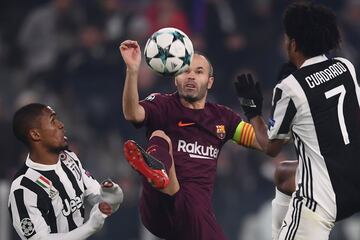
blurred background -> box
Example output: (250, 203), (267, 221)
(0, 0), (359, 239)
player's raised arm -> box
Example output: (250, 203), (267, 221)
(120, 40), (145, 123)
(234, 73), (284, 156)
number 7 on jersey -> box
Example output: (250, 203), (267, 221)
(325, 85), (350, 145)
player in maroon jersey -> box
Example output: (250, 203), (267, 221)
(120, 40), (262, 240)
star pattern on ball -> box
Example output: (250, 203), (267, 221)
(144, 28), (194, 76)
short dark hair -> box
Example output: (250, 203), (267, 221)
(283, 2), (340, 57)
(12, 103), (47, 146)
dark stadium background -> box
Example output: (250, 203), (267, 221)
(0, 0), (359, 239)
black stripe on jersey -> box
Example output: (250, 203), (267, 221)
(306, 156), (317, 211)
(14, 189), (37, 238)
(278, 99), (297, 134)
(8, 206), (12, 221)
(36, 170), (78, 231)
(285, 197), (303, 240)
(20, 177), (58, 233)
(64, 153), (90, 196)
(60, 161), (85, 218)
(293, 132), (317, 212)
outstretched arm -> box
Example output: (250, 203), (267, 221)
(234, 74), (285, 156)
(35, 203), (109, 240)
(249, 116), (285, 157)
(120, 40), (145, 123)
(9, 188), (110, 240)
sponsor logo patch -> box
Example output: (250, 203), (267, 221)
(177, 140), (219, 159)
(268, 118), (275, 128)
(178, 121), (195, 127)
(145, 94), (156, 101)
(35, 176), (58, 199)
(21, 218), (35, 237)
(216, 125), (226, 139)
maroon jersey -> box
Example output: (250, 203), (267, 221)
(139, 92), (242, 209)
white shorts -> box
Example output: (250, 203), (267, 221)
(277, 196), (334, 240)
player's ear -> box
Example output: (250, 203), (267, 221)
(207, 76), (214, 89)
(174, 77), (178, 87)
(291, 38), (298, 52)
(29, 128), (41, 142)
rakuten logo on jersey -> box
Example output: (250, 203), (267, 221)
(177, 140), (219, 159)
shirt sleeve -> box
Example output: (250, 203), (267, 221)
(138, 93), (168, 131)
(9, 183), (50, 240)
(218, 105), (242, 142)
(268, 83), (297, 140)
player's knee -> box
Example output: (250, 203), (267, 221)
(274, 160), (297, 195)
(150, 130), (172, 148)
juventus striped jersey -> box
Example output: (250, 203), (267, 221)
(8, 150), (101, 239)
(268, 55), (360, 221)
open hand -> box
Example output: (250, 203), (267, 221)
(119, 40), (141, 72)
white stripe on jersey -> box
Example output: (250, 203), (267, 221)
(269, 72), (337, 222)
(8, 151), (100, 239)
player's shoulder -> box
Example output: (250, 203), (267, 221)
(209, 102), (235, 112)
(11, 164), (29, 183)
(333, 57), (355, 71)
(275, 73), (299, 93)
(9, 165), (30, 194)
(10, 174), (25, 193)
(142, 92), (176, 101)
(207, 102), (241, 119)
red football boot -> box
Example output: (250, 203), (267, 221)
(123, 140), (169, 189)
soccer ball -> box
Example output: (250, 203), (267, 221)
(144, 27), (194, 76)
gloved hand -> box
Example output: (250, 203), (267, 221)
(86, 203), (108, 232)
(234, 73), (263, 120)
(100, 179), (124, 213)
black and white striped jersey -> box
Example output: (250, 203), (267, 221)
(8, 150), (101, 239)
(268, 55), (360, 222)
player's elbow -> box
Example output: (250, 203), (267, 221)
(264, 139), (284, 157)
(122, 109), (144, 124)
(123, 111), (138, 122)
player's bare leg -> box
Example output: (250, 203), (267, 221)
(272, 160), (298, 239)
(124, 130), (179, 196)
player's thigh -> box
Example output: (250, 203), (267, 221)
(277, 197), (334, 240)
(173, 193), (226, 240)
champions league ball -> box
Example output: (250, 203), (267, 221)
(144, 27), (194, 76)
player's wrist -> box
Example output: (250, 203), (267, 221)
(126, 66), (140, 75)
(86, 203), (107, 232)
(244, 109), (262, 121)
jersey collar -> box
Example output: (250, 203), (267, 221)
(26, 154), (60, 171)
(300, 55), (328, 68)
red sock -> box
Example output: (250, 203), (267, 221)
(146, 136), (172, 173)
